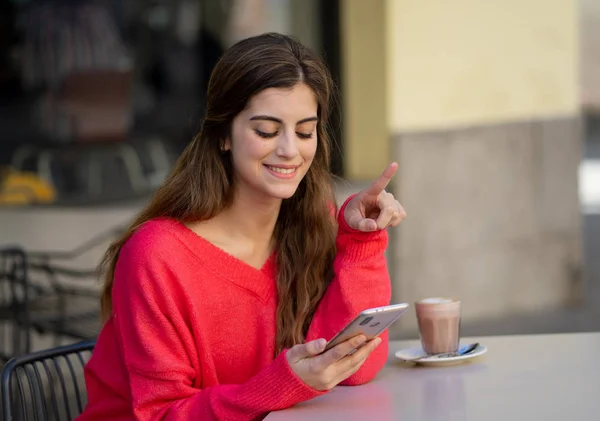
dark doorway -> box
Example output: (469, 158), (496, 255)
(319, 0), (344, 177)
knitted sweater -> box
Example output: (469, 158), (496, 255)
(76, 198), (392, 420)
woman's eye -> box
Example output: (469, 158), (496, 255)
(255, 130), (278, 139)
(297, 132), (313, 139)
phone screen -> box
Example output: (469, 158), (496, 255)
(322, 303), (409, 353)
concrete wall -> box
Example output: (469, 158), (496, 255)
(390, 117), (583, 336)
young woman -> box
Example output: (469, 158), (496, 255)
(76, 32), (406, 421)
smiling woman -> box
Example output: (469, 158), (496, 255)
(226, 84), (319, 199)
(75, 32), (406, 421)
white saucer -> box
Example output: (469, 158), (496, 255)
(394, 343), (488, 366)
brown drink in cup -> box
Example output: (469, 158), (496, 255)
(415, 297), (461, 355)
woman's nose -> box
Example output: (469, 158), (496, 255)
(276, 132), (299, 158)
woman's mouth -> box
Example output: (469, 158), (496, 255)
(264, 164), (299, 178)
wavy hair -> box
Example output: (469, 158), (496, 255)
(99, 33), (338, 354)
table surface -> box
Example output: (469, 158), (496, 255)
(266, 332), (600, 421)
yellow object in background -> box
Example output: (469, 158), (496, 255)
(0, 168), (56, 205)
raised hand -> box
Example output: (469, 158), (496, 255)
(285, 335), (382, 391)
(343, 162), (407, 232)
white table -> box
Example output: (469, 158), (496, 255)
(267, 333), (600, 421)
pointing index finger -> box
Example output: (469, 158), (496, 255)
(365, 162), (398, 196)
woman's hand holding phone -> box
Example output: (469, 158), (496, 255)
(285, 335), (382, 391)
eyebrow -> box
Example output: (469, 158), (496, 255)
(249, 115), (318, 125)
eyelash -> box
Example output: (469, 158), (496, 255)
(255, 130), (313, 139)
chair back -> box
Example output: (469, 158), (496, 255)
(1, 340), (95, 421)
(0, 248), (31, 361)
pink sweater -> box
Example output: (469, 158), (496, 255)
(76, 198), (392, 420)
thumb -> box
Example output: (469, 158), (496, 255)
(344, 196), (378, 232)
(354, 218), (378, 232)
(287, 339), (327, 362)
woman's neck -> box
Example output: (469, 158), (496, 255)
(186, 183), (284, 269)
(216, 190), (281, 247)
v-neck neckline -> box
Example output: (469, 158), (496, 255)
(157, 218), (277, 301)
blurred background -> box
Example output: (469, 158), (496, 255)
(0, 0), (598, 360)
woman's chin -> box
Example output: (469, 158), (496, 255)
(262, 184), (301, 200)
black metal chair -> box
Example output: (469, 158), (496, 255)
(1, 339), (95, 421)
(0, 248), (36, 360)
(0, 247), (101, 362)
(20, 225), (127, 346)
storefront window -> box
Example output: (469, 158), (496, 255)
(0, 0), (338, 205)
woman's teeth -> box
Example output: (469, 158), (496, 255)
(266, 166), (296, 174)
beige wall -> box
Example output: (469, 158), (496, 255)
(581, 0), (600, 110)
(386, 0), (579, 132)
(340, 0), (388, 179)
(340, 0), (579, 179)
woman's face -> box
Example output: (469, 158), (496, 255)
(226, 83), (319, 201)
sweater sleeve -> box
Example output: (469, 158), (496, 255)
(112, 232), (324, 421)
(305, 194), (392, 386)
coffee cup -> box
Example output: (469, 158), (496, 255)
(415, 297), (461, 355)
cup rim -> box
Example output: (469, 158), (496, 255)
(415, 297), (460, 305)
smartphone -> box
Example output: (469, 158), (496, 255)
(322, 303), (410, 353)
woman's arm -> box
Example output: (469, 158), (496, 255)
(306, 195), (392, 386)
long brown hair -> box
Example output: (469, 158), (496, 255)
(100, 33), (338, 354)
